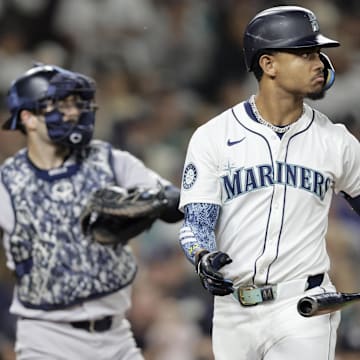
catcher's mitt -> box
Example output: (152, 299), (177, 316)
(80, 186), (168, 245)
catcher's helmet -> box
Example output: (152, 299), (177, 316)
(3, 64), (60, 131)
(243, 6), (340, 71)
(3, 64), (97, 148)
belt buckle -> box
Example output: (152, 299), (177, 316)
(238, 285), (258, 306)
(238, 285), (277, 306)
(89, 320), (96, 333)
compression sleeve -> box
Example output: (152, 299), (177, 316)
(342, 192), (360, 216)
(178, 203), (220, 264)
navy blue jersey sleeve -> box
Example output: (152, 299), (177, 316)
(178, 203), (220, 264)
(342, 192), (360, 216)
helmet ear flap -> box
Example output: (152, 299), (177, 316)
(320, 52), (335, 91)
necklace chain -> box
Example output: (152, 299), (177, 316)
(249, 95), (304, 134)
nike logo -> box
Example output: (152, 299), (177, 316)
(227, 137), (246, 146)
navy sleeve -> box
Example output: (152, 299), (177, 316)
(342, 192), (360, 216)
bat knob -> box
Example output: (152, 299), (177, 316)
(297, 296), (318, 317)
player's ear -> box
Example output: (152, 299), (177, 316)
(20, 110), (37, 131)
(259, 53), (277, 78)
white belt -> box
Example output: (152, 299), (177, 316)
(232, 274), (325, 306)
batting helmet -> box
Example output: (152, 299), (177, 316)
(243, 6), (340, 72)
(3, 64), (97, 148)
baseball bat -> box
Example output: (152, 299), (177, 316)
(297, 292), (360, 317)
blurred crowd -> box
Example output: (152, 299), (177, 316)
(0, 0), (359, 359)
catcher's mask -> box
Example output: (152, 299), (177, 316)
(3, 63), (97, 149)
(243, 6), (339, 90)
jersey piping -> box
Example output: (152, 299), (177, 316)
(265, 109), (315, 283)
(232, 102), (315, 285)
(231, 104), (275, 284)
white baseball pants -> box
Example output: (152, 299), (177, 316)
(212, 275), (341, 360)
(15, 316), (143, 360)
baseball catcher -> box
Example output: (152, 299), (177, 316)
(81, 184), (181, 245)
(0, 63), (185, 359)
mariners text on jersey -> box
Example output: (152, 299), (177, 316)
(221, 161), (332, 201)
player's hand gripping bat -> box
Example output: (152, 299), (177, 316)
(297, 292), (360, 317)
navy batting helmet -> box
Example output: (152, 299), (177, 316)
(243, 6), (340, 72)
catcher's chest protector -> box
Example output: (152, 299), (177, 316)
(1, 141), (137, 310)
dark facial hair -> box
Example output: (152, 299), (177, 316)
(306, 88), (326, 100)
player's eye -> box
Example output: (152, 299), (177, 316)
(299, 49), (320, 60)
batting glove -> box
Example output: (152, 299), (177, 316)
(195, 250), (234, 296)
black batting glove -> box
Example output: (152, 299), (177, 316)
(195, 250), (234, 296)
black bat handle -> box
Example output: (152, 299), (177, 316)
(297, 292), (360, 317)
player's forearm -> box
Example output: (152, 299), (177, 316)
(178, 203), (219, 264)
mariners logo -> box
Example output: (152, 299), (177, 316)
(183, 163), (197, 190)
(307, 12), (319, 32)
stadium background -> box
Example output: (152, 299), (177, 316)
(0, 0), (359, 359)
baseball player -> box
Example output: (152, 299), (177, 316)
(0, 64), (183, 360)
(179, 6), (360, 360)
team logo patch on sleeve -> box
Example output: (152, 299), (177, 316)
(182, 163), (197, 190)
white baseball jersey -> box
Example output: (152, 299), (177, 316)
(180, 99), (360, 287)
